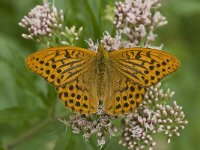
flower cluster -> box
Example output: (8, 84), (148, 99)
(67, 106), (118, 148)
(119, 84), (188, 150)
(86, 31), (122, 51)
(142, 82), (175, 107)
(114, 0), (167, 47)
(87, 30), (134, 51)
(19, 0), (187, 150)
(19, 0), (82, 46)
(62, 83), (187, 150)
(156, 101), (188, 143)
(120, 108), (157, 150)
(19, 1), (63, 41)
(61, 26), (83, 46)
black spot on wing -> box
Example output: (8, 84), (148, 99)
(135, 51), (141, 59)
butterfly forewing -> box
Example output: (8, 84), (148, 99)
(26, 47), (98, 114)
(109, 48), (180, 88)
(26, 47), (96, 85)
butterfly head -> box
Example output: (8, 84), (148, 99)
(97, 43), (109, 59)
(97, 43), (107, 52)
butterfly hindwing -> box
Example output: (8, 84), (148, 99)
(56, 68), (98, 114)
(104, 66), (145, 115)
(109, 48), (180, 88)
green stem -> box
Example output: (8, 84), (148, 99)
(6, 80), (58, 150)
(6, 118), (53, 150)
(46, 86), (58, 118)
(84, 0), (101, 40)
(101, 138), (110, 150)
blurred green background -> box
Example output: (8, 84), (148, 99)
(0, 0), (199, 150)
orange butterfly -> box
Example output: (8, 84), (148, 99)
(26, 44), (180, 115)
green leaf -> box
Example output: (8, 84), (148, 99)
(53, 132), (72, 150)
(172, 1), (200, 16)
(0, 107), (47, 123)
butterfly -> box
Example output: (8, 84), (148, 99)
(26, 44), (180, 116)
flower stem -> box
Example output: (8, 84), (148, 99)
(6, 118), (53, 150)
(84, 0), (101, 40)
(6, 84), (58, 150)
(101, 138), (110, 150)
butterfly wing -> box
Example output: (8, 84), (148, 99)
(26, 46), (98, 114)
(105, 48), (180, 115)
(109, 48), (180, 87)
(56, 62), (98, 114)
(104, 66), (145, 115)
